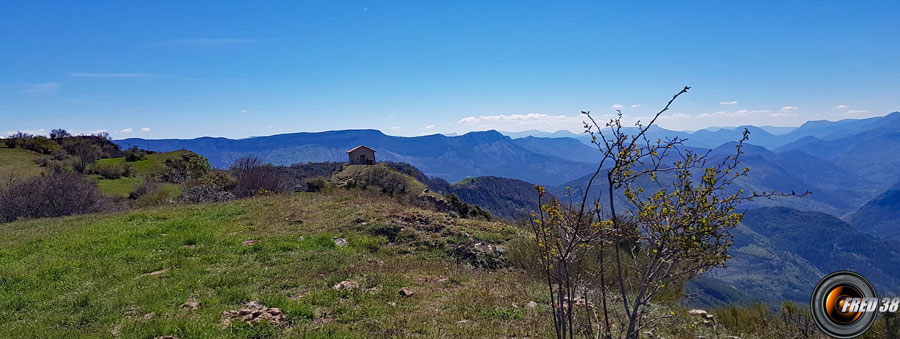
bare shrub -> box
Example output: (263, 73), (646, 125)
(129, 179), (159, 200)
(0, 172), (111, 222)
(182, 170), (236, 203)
(230, 156), (287, 198)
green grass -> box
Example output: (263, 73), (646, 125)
(0, 144), (45, 181)
(0, 190), (552, 338)
(94, 151), (190, 198)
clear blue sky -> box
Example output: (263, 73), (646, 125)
(2, 1), (899, 138)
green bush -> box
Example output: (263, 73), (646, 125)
(94, 163), (125, 179)
(124, 146), (147, 162)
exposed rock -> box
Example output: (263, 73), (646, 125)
(688, 309), (708, 317)
(136, 268), (170, 279)
(143, 312), (156, 320)
(242, 240), (258, 246)
(399, 287), (415, 297)
(525, 301), (538, 309)
(387, 302), (396, 307)
(333, 238), (348, 247)
(452, 242), (507, 268)
(180, 300), (200, 310)
(287, 217), (303, 224)
(298, 235), (305, 241)
(333, 280), (360, 291)
(221, 301), (285, 326)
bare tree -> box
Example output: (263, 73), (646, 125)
(528, 87), (806, 339)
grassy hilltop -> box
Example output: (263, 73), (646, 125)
(0, 189), (552, 338)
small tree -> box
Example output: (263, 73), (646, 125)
(50, 128), (70, 141)
(64, 138), (102, 173)
(528, 87), (805, 339)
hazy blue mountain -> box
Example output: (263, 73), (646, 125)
(780, 111), (900, 142)
(116, 129), (598, 185)
(554, 141), (875, 215)
(846, 181), (900, 240)
(692, 207), (900, 306)
(500, 130), (582, 139)
(511, 136), (599, 163)
(776, 112), (900, 187)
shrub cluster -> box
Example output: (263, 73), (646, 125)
(0, 172), (111, 222)
(94, 163), (133, 179)
(161, 152), (211, 183)
(181, 170), (237, 203)
(124, 146), (148, 162)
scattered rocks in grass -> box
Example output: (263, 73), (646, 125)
(554, 297), (593, 309)
(221, 301), (284, 327)
(180, 300), (200, 310)
(298, 235), (305, 241)
(525, 301), (538, 309)
(333, 280), (360, 291)
(242, 240), (258, 246)
(333, 238), (348, 247)
(143, 312), (156, 320)
(181, 244), (198, 249)
(286, 217), (304, 224)
(154, 336), (179, 339)
(137, 268), (170, 279)
(399, 287), (415, 297)
(387, 302), (396, 307)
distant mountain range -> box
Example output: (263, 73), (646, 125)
(118, 130), (599, 185)
(114, 111), (900, 307)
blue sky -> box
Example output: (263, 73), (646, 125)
(2, 1), (899, 139)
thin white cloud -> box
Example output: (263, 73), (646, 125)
(240, 109), (247, 113)
(457, 113), (593, 133)
(140, 127), (151, 133)
(68, 72), (157, 78)
(845, 109), (870, 115)
(20, 82), (62, 95)
(630, 104), (642, 108)
(426, 125), (436, 129)
(719, 101), (738, 105)
(119, 128), (134, 133)
(780, 106), (798, 112)
(769, 112), (798, 117)
(610, 104), (624, 109)
(390, 126), (402, 130)
(833, 105), (849, 109)
(6, 128), (47, 136)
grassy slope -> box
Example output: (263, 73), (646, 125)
(0, 190), (551, 338)
(94, 151), (189, 198)
(0, 144), (45, 180)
